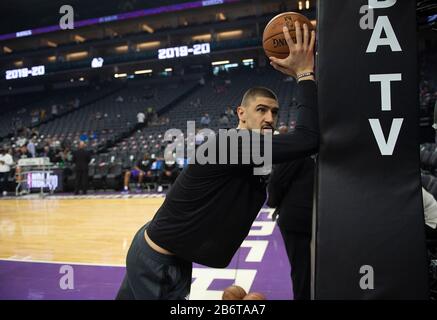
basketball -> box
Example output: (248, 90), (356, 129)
(263, 12), (314, 59)
(242, 292), (266, 300)
(222, 285), (247, 300)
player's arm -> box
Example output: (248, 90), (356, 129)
(269, 20), (318, 163)
(271, 79), (318, 163)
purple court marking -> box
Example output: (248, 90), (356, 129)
(0, 208), (293, 300)
(193, 209), (293, 300)
(0, 261), (125, 300)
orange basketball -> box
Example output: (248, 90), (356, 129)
(222, 285), (247, 300)
(242, 292), (267, 300)
(263, 12), (314, 59)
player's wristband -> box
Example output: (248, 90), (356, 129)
(296, 72), (315, 80)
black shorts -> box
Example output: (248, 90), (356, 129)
(116, 223), (192, 300)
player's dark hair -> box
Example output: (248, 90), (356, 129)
(241, 87), (278, 107)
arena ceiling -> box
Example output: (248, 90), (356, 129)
(0, 0), (197, 34)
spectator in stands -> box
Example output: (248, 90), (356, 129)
(31, 128), (39, 138)
(26, 137), (36, 158)
(14, 145), (32, 186)
(0, 148), (14, 196)
(15, 135), (26, 148)
(158, 116), (170, 125)
(195, 129), (205, 145)
(137, 111), (146, 124)
(278, 123), (288, 134)
(225, 106), (235, 118)
(219, 114), (230, 128)
(51, 104), (58, 116)
(72, 141), (91, 195)
(40, 109), (47, 121)
(116, 95), (124, 103)
(90, 131), (98, 141)
(40, 145), (55, 163)
(150, 113), (159, 126)
(160, 160), (179, 186)
(163, 116), (170, 125)
(80, 132), (89, 142)
(17, 145), (32, 160)
(123, 153), (153, 194)
(59, 147), (73, 164)
(194, 98), (201, 108)
(423, 187), (437, 241)
(200, 113), (211, 127)
(31, 110), (39, 124)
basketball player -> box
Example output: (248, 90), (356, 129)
(116, 21), (317, 300)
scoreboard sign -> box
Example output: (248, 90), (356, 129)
(158, 43), (211, 60)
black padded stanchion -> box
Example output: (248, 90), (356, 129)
(313, 0), (428, 299)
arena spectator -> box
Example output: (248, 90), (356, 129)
(31, 110), (39, 124)
(123, 153), (153, 194)
(26, 137), (36, 158)
(40, 109), (47, 121)
(51, 104), (58, 116)
(80, 132), (89, 142)
(219, 114), (230, 127)
(423, 187), (437, 241)
(195, 129), (205, 145)
(137, 112), (146, 124)
(200, 113), (211, 127)
(72, 141), (91, 195)
(159, 160), (179, 187)
(31, 128), (39, 138)
(14, 145), (32, 186)
(278, 123), (288, 134)
(40, 145), (55, 163)
(225, 106), (235, 118)
(0, 148), (14, 196)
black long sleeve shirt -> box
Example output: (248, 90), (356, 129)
(267, 157), (315, 234)
(147, 80), (318, 268)
(72, 149), (91, 170)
